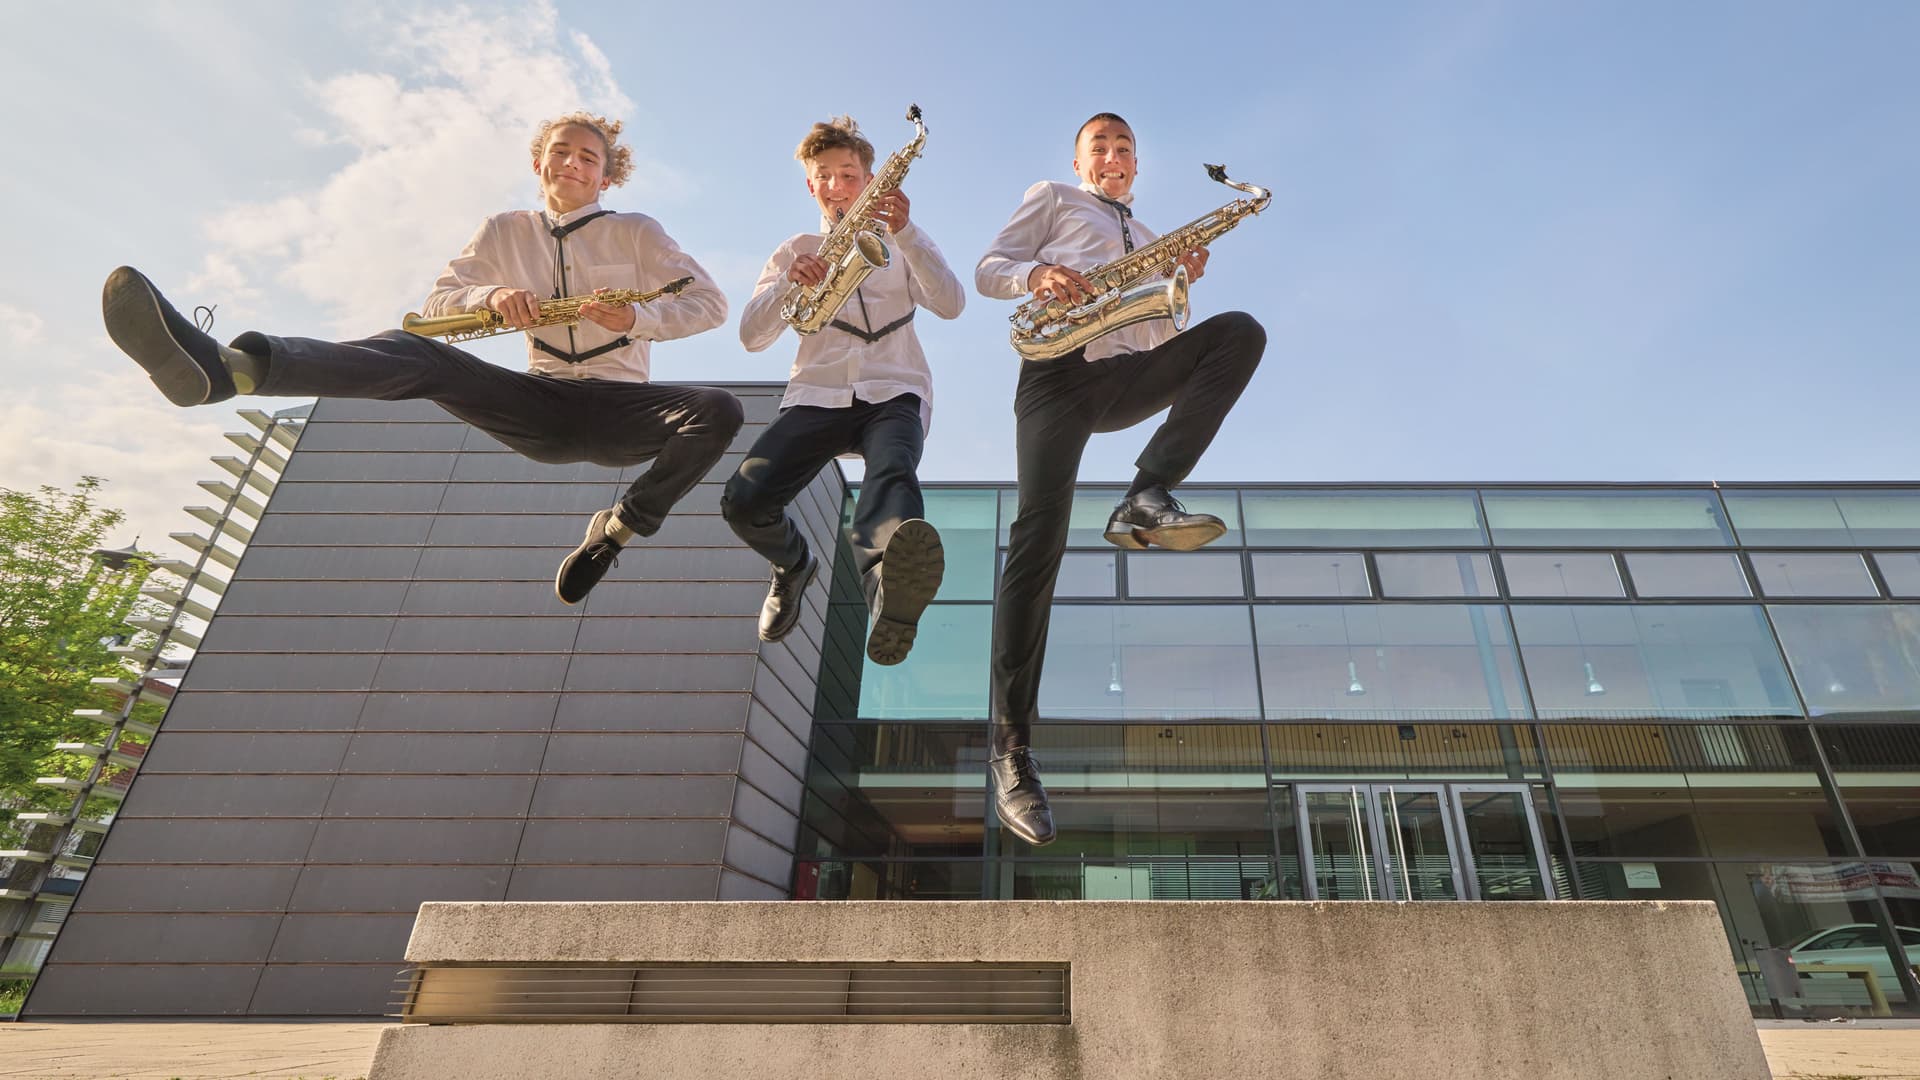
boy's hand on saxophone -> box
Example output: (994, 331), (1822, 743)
(870, 191), (911, 234)
(787, 253), (831, 288)
(1028, 264), (1097, 307)
(487, 286), (542, 329)
(580, 287), (637, 333)
(1175, 247), (1210, 284)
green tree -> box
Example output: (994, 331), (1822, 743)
(0, 478), (158, 807)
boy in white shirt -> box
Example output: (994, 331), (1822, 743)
(101, 112), (736, 608)
(726, 116), (965, 663)
(974, 113), (1267, 845)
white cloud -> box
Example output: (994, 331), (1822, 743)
(0, 303), (46, 347)
(0, 364), (234, 554)
(191, 0), (657, 336)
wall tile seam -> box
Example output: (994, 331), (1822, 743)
(719, 806), (802, 856)
(715, 859), (793, 894)
(748, 661), (825, 737)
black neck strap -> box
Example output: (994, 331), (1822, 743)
(532, 335), (632, 365)
(549, 209), (614, 239)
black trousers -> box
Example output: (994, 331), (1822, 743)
(991, 311), (1266, 755)
(720, 395), (924, 579)
(250, 330), (743, 534)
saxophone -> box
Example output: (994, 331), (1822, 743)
(400, 276), (695, 345)
(1008, 164), (1271, 361)
(779, 105), (929, 334)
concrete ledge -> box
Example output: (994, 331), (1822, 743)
(370, 900), (1771, 1080)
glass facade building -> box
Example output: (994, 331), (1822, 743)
(797, 483), (1920, 1019)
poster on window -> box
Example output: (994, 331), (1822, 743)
(1757, 861), (1920, 901)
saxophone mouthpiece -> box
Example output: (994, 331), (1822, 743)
(662, 276), (694, 294)
(906, 103), (922, 123)
(1204, 163), (1229, 183)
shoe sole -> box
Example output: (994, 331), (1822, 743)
(554, 509), (615, 606)
(758, 555), (819, 643)
(102, 266), (212, 407)
(1102, 525), (1149, 550)
(1135, 518), (1227, 552)
(866, 519), (944, 666)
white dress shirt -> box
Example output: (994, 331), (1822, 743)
(975, 181), (1172, 362)
(423, 201), (727, 382)
(738, 217), (965, 432)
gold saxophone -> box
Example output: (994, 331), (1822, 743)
(400, 276), (695, 345)
(1008, 164), (1271, 361)
(780, 105), (929, 334)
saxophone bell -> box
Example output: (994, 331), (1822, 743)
(784, 229), (891, 334)
(1016, 265), (1189, 362)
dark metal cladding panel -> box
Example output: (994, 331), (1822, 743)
(36, 385), (836, 1018)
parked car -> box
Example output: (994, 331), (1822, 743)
(1789, 923), (1920, 1002)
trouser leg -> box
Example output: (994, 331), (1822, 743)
(599, 385), (745, 535)
(1094, 311), (1266, 484)
(990, 366), (1097, 757)
(847, 396), (926, 579)
(720, 405), (861, 570)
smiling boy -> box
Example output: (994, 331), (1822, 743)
(724, 116), (965, 662)
(101, 112), (736, 607)
(973, 112), (1268, 846)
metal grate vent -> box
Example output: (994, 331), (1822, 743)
(396, 963), (1069, 1024)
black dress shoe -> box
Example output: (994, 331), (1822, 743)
(555, 509), (625, 605)
(101, 266), (237, 407)
(1103, 486), (1227, 552)
(758, 550), (818, 643)
(989, 749), (1057, 847)
(865, 518), (944, 666)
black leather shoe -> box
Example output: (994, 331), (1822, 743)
(1103, 486), (1226, 551)
(101, 266), (238, 407)
(555, 509), (624, 605)
(989, 749), (1057, 846)
(865, 518), (944, 666)
(758, 550), (818, 643)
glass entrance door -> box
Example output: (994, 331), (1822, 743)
(1294, 783), (1554, 901)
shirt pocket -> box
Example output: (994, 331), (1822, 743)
(586, 262), (638, 295)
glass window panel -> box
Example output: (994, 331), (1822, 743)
(999, 858), (1281, 900)
(1752, 554), (1878, 598)
(1875, 554), (1920, 598)
(1054, 552), (1116, 598)
(1251, 553), (1370, 598)
(1376, 553), (1498, 598)
(1483, 490), (1734, 547)
(1769, 606), (1920, 721)
(999, 488), (1240, 547)
(1013, 724), (1271, 859)
(858, 604), (991, 719)
(1542, 725), (1844, 859)
(1126, 552), (1245, 598)
(1724, 489), (1920, 547)
(1254, 605), (1531, 721)
(1241, 489), (1485, 548)
(799, 723), (987, 859)
(916, 489), (998, 601)
(1040, 606), (1259, 720)
(1500, 553), (1625, 598)
(1510, 605), (1801, 720)
(1264, 723), (1542, 779)
(797, 859), (983, 900)
(1818, 726), (1920, 857)
(1626, 553), (1752, 598)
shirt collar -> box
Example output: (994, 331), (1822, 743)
(1078, 181), (1135, 208)
(545, 201), (606, 229)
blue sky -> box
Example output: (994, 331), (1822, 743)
(2, 0), (1917, 547)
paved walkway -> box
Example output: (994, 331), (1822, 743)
(0, 1020), (1914, 1078)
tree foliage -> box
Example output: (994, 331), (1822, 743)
(0, 478), (159, 803)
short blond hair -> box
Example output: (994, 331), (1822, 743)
(795, 116), (874, 172)
(529, 112), (634, 187)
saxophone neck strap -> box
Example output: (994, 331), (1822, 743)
(549, 209), (615, 240)
(532, 334), (632, 365)
(829, 308), (915, 345)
